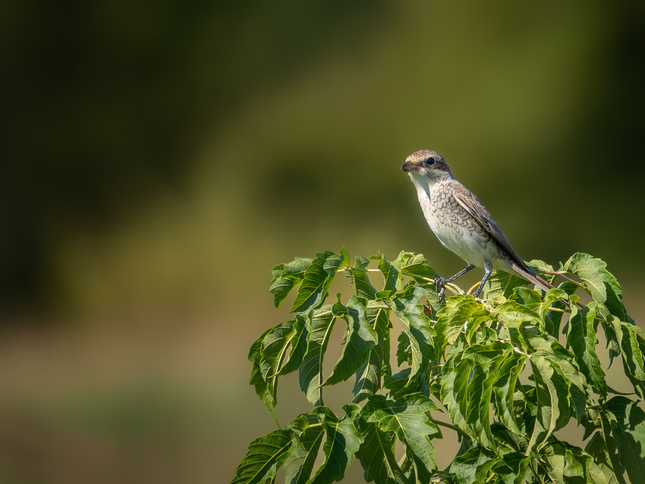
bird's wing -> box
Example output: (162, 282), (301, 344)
(451, 182), (532, 272)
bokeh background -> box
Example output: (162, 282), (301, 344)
(2, 1), (645, 482)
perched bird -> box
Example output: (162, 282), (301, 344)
(402, 150), (554, 298)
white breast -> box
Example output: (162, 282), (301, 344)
(410, 175), (490, 268)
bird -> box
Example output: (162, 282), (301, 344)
(401, 150), (555, 298)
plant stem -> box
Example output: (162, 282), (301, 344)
(431, 419), (468, 436)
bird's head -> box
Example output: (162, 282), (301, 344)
(401, 150), (453, 183)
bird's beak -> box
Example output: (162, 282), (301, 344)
(401, 160), (420, 172)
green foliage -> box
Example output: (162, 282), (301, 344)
(234, 249), (645, 483)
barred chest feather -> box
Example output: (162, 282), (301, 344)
(412, 178), (504, 269)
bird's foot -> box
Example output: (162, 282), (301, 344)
(434, 277), (446, 300)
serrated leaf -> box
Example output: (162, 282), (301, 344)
(270, 258), (313, 308)
(463, 310), (495, 345)
(527, 355), (569, 450)
(493, 300), (543, 329)
(564, 253), (629, 321)
(231, 429), (294, 484)
(563, 252), (608, 302)
(374, 252), (402, 293)
(461, 343), (508, 446)
(440, 356), (471, 436)
(383, 368), (412, 395)
(482, 270), (529, 299)
(513, 287), (569, 320)
(449, 446), (497, 484)
(391, 286), (436, 387)
(299, 308), (337, 406)
(338, 246), (352, 267)
(364, 394), (440, 482)
(538, 441), (595, 484)
(435, 295), (483, 351)
(526, 259), (555, 278)
(356, 419), (409, 484)
(291, 251), (340, 313)
(566, 302), (607, 397)
(546, 281), (579, 336)
(353, 305), (392, 403)
(492, 351), (527, 435)
(308, 406), (363, 484)
(249, 326), (278, 415)
(322, 296), (378, 387)
(260, 316), (308, 379)
(491, 424), (530, 455)
(394, 252), (441, 288)
(284, 417), (325, 484)
(343, 256), (378, 300)
(517, 323), (587, 424)
(607, 317), (645, 398)
(604, 396), (645, 484)
(491, 451), (530, 484)
(590, 409), (628, 484)
(445, 343), (509, 447)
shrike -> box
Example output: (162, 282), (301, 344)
(402, 150), (554, 298)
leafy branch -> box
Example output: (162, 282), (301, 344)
(233, 248), (645, 484)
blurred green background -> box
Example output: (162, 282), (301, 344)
(2, 1), (645, 482)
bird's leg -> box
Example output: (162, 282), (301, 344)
(434, 264), (475, 299)
(471, 261), (493, 298)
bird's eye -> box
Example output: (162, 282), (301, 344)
(426, 157), (435, 166)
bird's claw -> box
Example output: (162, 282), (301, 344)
(434, 277), (446, 300)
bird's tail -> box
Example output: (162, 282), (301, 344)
(510, 262), (557, 292)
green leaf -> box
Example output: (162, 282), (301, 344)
(566, 302), (607, 397)
(364, 394), (440, 482)
(338, 246), (352, 267)
(461, 343), (509, 447)
(375, 252), (402, 293)
(440, 356), (470, 436)
(604, 396), (645, 484)
(231, 429), (294, 484)
(563, 253), (629, 322)
(356, 419), (410, 484)
(284, 415), (325, 484)
(322, 296), (378, 387)
(248, 315), (311, 416)
(343, 255), (378, 300)
(299, 308), (337, 406)
(545, 281), (579, 336)
(260, 316), (308, 379)
(435, 295), (483, 352)
(270, 258), (313, 308)
(491, 451), (530, 484)
(291, 251), (343, 313)
(607, 317), (645, 398)
(383, 368), (413, 395)
(538, 441), (596, 484)
(393, 252), (440, 287)
(353, 305), (392, 403)
(526, 259), (556, 282)
(513, 287), (569, 320)
(492, 351), (527, 435)
(493, 300), (543, 332)
(517, 326), (586, 424)
(482, 270), (529, 299)
(391, 286), (435, 387)
(449, 446), (497, 484)
(584, 407), (627, 483)
(249, 326), (278, 415)
(563, 252), (608, 302)
(527, 355), (570, 450)
(308, 405), (363, 484)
